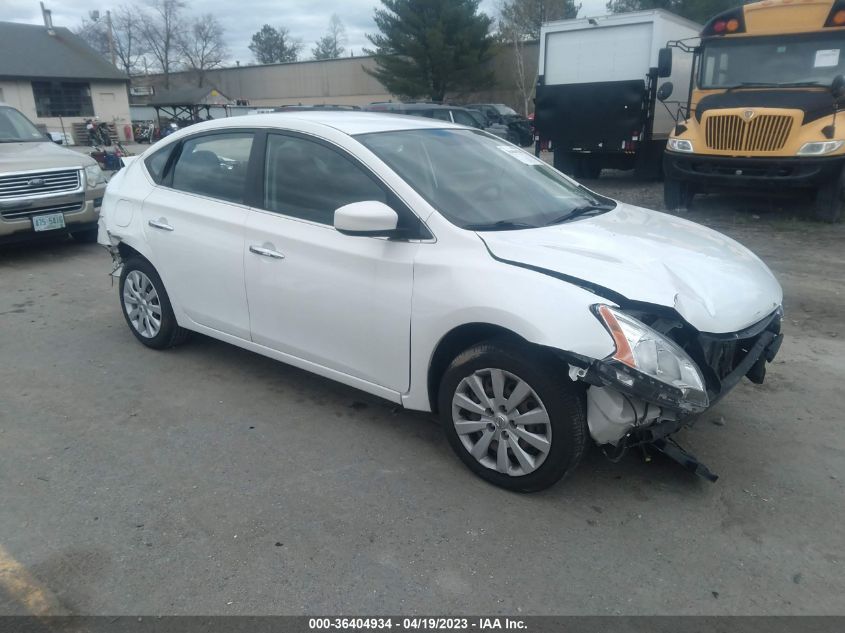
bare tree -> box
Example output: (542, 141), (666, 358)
(142, 0), (186, 88)
(312, 14), (346, 60)
(111, 6), (147, 76)
(73, 15), (111, 59)
(180, 14), (227, 86)
(498, 0), (581, 115)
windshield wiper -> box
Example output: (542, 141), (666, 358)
(464, 220), (538, 231)
(545, 204), (615, 226)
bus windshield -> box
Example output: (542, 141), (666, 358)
(699, 33), (845, 89)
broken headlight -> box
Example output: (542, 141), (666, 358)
(592, 305), (709, 412)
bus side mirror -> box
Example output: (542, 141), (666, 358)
(657, 82), (674, 102)
(832, 75), (845, 99)
(658, 48), (673, 78)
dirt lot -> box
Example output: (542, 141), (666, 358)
(0, 173), (843, 616)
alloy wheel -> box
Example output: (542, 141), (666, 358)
(123, 270), (163, 338)
(451, 368), (552, 476)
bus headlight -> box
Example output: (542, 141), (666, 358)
(797, 140), (845, 156)
(667, 138), (694, 153)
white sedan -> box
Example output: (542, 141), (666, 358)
(98, 112), (784, 491)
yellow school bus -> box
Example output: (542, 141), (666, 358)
(662, 0), (845, 221)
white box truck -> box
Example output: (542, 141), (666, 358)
(535, 10), (700, 178)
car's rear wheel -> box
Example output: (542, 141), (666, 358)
(438, 339), (587, 492)
(119, 257), (190, 349)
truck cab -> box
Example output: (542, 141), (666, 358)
(663, 0), (845, 221)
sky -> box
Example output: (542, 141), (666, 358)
(2, 0), (609, 68)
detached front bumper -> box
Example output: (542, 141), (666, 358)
(582, 308), (783, 449)
(664, 151), (845, 190)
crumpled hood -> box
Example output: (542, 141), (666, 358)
(0, 141), (96, 173)
(479, 203), (783, 334)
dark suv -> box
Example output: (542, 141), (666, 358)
(467, 104), (533, 147)
(365, 102), (510, 141)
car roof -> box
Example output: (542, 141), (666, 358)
(174, 110), (462, 136)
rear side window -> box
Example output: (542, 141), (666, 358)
(171, 133), (254, 204)
(144, 144), (176, 184)
(451, 110), (478, 127)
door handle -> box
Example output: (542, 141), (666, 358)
(148, 219), (174, 231)
(249, 245), (285, 260)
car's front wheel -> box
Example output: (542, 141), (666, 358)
(119, 257), (190, 349)
(439, 339), (587, 492)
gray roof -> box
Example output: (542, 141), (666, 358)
(0, 21), (128, 82)
(147, 87), (232, 106)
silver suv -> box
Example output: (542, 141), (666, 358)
(0, 104), (107, 244)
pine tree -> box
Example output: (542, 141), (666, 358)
(365, 0), (495, 101)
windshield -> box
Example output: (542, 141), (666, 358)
(0, 106), (46, 143)
(357, 128), (614, 230)
(700, 34), (845, 89)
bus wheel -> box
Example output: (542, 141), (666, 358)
(814, 171), (844, 222)
(664, 178), (694, 211)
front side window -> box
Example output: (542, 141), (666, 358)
(171, 133), (254, 204)
(700, 34), (845, 89)
(0, 106), (46, 142)
(263, 134), (387, 225)
(32, 81), (94, 117)
(357, 128), (614, 230)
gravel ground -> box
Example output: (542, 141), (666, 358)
(0, 166), (843, 616)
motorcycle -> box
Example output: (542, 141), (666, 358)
(133, 121), (155, 143)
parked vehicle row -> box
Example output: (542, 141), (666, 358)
(98, 111), (783, 491)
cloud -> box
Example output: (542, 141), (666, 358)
(3, 0), (605, 67)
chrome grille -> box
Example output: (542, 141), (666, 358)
(0, 169), (82, 199)
(0, 202), (84, 221)
(704, 114), (793, 152)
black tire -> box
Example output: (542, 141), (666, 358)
(664, 177), (694, 210)
(119, 256), (190, 349)
(71, 227), (99, 243)
(814, 169), (844, 222)
(438, 338), (587, 492)
(575, 158), (602, 180)
(553, 149), (575, 176)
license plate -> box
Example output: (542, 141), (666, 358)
(32, 212), (66, 232)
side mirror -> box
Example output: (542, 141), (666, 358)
(657, 82), (674, 102)
(334, 200), (399, 237)
(832, 74), (845, 99)
(657, 47), (673, 78)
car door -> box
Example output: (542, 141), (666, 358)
(243, 132), (421, 392)
(141, 130), (256, 339)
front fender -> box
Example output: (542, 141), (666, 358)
(402, 239), (616, 411)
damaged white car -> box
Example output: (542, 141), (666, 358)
(98, 112), (784, 491)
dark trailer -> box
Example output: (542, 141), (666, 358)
(535, 10), (699, 179)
